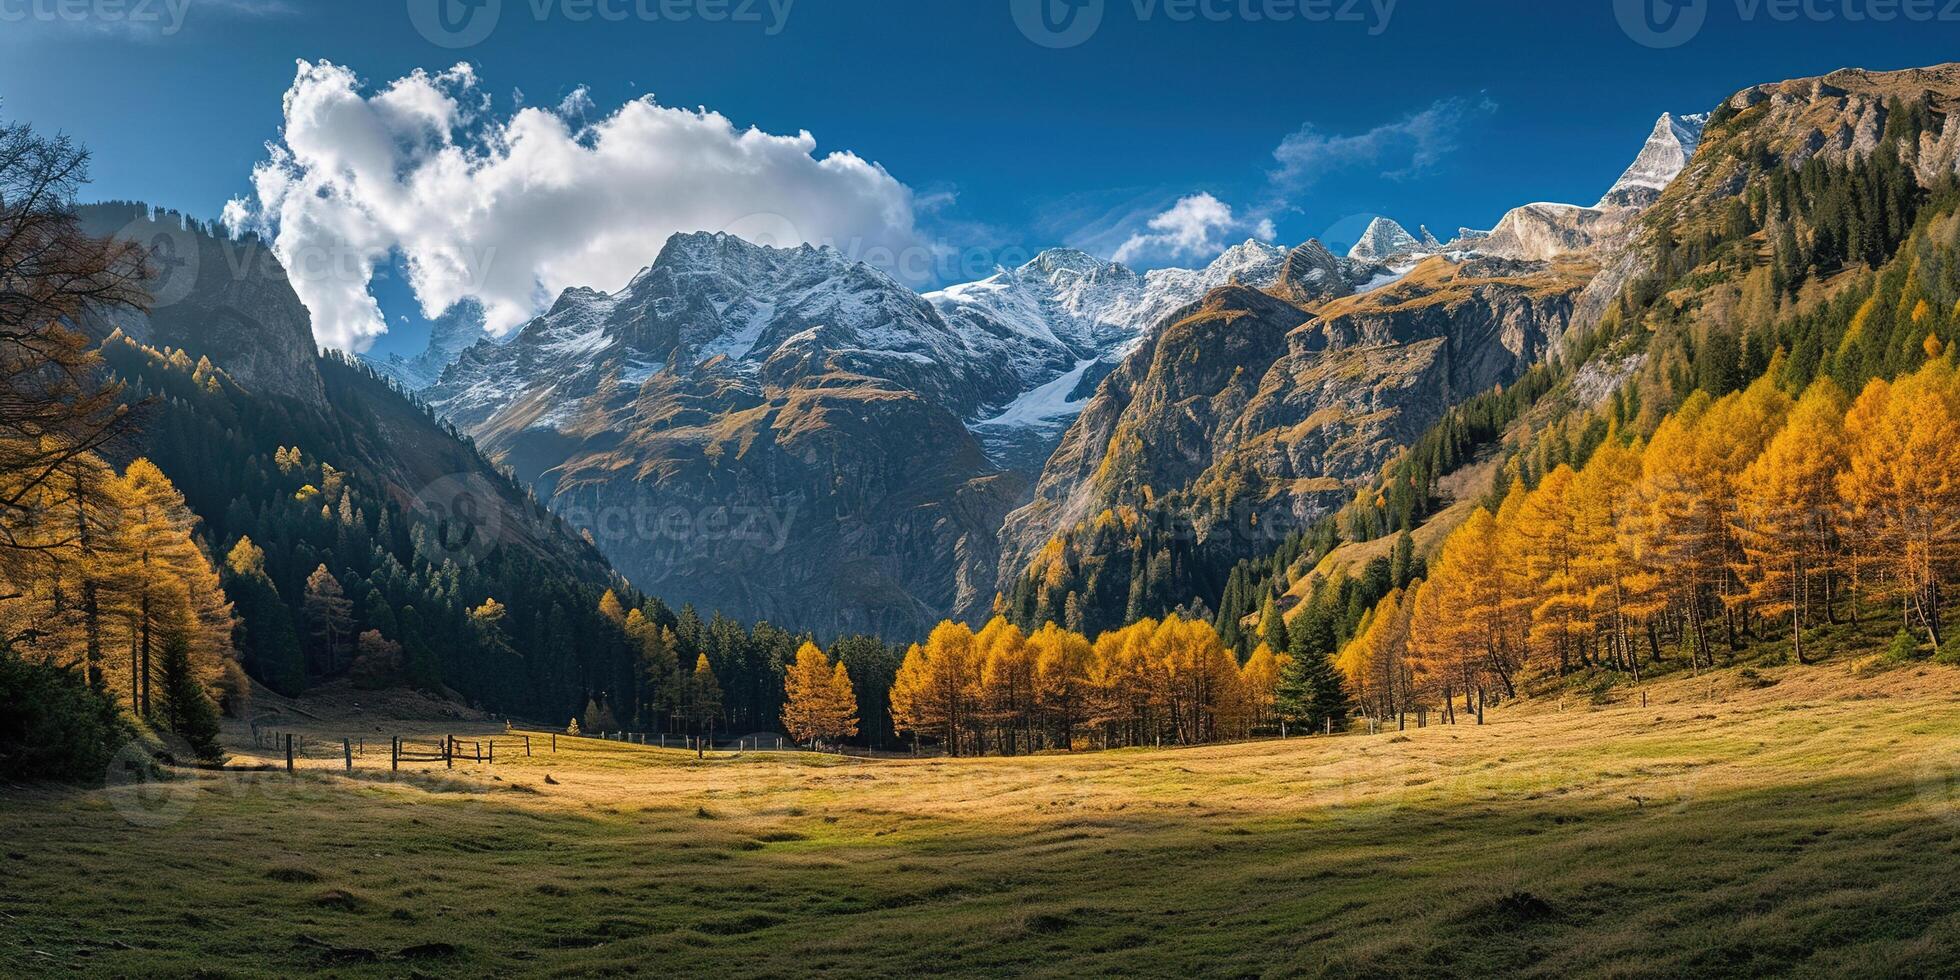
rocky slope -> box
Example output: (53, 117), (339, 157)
(934, 239), (1383, 471)
(988, 255), (1589, 622)
(79, 203), (327, 409)
(984, 106), (1708, 624)
(77, 202), (622, 582)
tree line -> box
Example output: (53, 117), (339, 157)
(1334, 350), (1960, 726)
(0, 117), (227, 773)
(884, 614), (1349, 756)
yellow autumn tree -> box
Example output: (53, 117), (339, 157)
(1839, 360), (1960, 647)
(107, 458), (232, 718)
(1733, 380), (1850, 662)
(1574, 438), (1660, 676)
(782, 642), (858, 747)
(890, 620), (978, 755)
(1029, 622), (1093, 749)
(1512, 465), (1589, 674)
(1239, 642), (1289, 734)
(975, 617), (1037, 754)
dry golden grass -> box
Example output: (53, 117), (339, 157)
(3, 662), (1958, 977)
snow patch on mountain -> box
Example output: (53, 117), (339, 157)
(975, 358), (1099, 430)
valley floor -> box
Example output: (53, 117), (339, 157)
(4, 664), (1959, 977)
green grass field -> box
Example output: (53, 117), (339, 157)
(4, 662), (1959, 978)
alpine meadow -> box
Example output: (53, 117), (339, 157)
(5, 4), (1960, 977)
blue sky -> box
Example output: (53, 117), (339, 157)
(0, 0), (1946, 356)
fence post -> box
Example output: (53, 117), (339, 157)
(551, 733), (557, 753)
(392, 736), (399, 772)
(343, 738), (352, 772)
(475, 741), (482, 763)
(488, 741), (495, 765)
(524, 736), (532, 757)
(445, 736), (453, 770)
(285, 734), (294, 775)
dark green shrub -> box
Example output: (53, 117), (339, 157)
(0, 648), (132, 782)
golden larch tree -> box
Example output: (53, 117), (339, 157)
(782, 642), (858, 746)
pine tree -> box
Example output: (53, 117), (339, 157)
(158, 629), (222, 761)
(224, 537), (305, 695)
(1275, 643), (1348, 734)
(1257, 595), (1289, 655)
(302, 565), (353, 675)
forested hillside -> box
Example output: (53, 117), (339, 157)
(1210, 65), (1960, 724)
(0, 136), (920, 778)
(854, 64), (1960, 756)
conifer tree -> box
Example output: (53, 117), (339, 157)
(158, 629), (222, 761)
(302, 564), (353, 675)
(1275, 642), (1348, 734)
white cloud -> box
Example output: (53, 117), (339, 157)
(226, 60), (927, 352)
(1098, 96), (1493, 269)
(1270, 96), (1495, 188)
(1111, 193), (1268, 266)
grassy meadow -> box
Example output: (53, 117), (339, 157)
(3, 662), (1959, 977)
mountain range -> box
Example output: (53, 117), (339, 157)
(345, 103), (1717, 639)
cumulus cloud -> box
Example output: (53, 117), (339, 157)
(226, 60), (927, 352)
(1111, 193), (1273, 265)
(1270, 96), (1495, 188)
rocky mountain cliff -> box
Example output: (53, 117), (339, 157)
(987, 253), (1589, 628)
(423, 234), (1045, 638)
(79, 203), (327, 409)
(1598, 112), (1708, 208)
(984, 104), (1708, 629)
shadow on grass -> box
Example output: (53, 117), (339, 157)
(0, 758), (1955, 978)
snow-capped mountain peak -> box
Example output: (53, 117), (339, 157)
(1598, 111), (1709, 208)
(1348, 217), (1427, 263)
